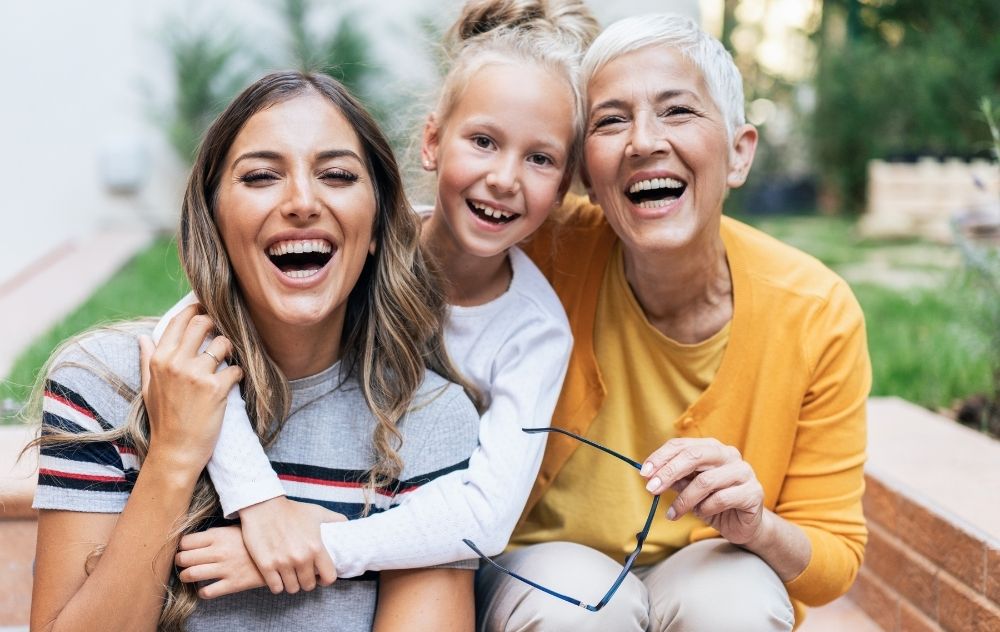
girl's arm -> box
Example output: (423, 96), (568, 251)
(32, 309), (242, 631)
(321, 309), (571, 576)
(179, 299), (572, 593)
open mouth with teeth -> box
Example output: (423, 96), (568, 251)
(467, 200), (518, 224)
(266, 239), (335, 279)
(625, 177), (687, 209)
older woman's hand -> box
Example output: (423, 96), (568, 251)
(640, 437), (765, 546)
(138, 304), (243, 474)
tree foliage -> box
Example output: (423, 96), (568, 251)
(813, 0), (1000, 212)
(162, 0), (381, 164)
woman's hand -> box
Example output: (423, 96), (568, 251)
(237, 497), (345, 594)
(138, 304), (243, 473)
(641, 437), (765, 546)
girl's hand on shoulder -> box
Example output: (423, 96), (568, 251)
(238, 497), (345, 594)
(138, 304), (243, 472)
(641, 437), (765, 546)
(175, 526), (266, 599)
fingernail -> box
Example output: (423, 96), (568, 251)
(640, 462), (652, 476)
(667, 507), (677, 520)
(645, 477), (660, 493)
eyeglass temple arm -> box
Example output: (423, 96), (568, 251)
(463, 539), (599, 610)
(522, 427), (642, 470)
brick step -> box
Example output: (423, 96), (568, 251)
(800, 596), (882, 632)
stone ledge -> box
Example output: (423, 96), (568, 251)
(853, 398), (1000, 631)
(0, 426), (35, 521)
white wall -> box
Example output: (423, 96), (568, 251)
(0, 0), (698, 288)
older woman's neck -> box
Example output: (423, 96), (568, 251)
(622, 231), (732, 345)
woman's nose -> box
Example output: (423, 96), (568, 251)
(281, 174), (321, 221)
(627, 113), (669, 158)
(485, 154), (521, 194)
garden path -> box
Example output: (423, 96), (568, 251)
(0, 228), (153, 382)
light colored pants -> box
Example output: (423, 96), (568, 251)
(476, 539), (794, 632)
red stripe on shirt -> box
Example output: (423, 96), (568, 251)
(278, 474), (417, 497)
(38, 468), (126, 484)
(44, 391), (96, 420)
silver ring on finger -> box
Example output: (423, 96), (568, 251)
(203, 350), (222, 364)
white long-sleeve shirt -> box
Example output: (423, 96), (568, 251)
(154, 246), (572, 577)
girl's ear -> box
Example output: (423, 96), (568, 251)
(368, 239), (377, 256)
(421, 114), (440, 171)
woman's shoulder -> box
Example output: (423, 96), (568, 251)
(44, 322), (152, 424)
(722, 216), (851, 301)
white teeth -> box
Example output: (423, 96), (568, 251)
(471, 201), (515, 220)
(627, 177), (685, 194)
(267, 239), (334, 256)
(638, 199), (674, 209)
(282, 268), (321, 279)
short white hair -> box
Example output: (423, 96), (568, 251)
(581, 13), (746, 139)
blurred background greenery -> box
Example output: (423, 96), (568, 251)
(2, 0), (998, 436)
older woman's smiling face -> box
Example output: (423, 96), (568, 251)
(583, 44), (756, 255)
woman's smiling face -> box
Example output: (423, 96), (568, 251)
(214, 92), (376, 336)
(583, 44), (756, 255)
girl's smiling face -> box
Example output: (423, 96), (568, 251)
(215, 92), (376, 338)
(422, 62), (576, 258)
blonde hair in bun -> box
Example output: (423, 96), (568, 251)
(434, 0), (599, 171)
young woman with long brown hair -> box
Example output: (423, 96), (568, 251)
(29, 71), (479, 632)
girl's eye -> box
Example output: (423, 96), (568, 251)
(472, 135), (495, 150)
(528, 153), (554, 167)
(238, 170), (279, 185)
(320, 169), (358, 184)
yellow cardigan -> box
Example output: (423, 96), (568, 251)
(518, 196), (870, 616)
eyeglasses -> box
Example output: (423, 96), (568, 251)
(463, 427), (659, 612)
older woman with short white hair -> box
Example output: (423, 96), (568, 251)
(475, 13), (869, 632)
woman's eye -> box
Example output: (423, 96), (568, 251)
(592, 115), (626, 129)
(663, 106), (696, 117)
(472, 135), (495, 150)
(238, 171), (279, 185)
(320, 169), (358, 184)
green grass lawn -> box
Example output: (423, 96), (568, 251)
(1, 236), (190, 420)
(2, 217), (995, 423)
(741, 213), (994, 410)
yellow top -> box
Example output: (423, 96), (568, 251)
(517, 195), (870, 624)
(514, 243), (729, 564)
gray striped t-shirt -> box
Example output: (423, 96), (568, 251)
(34, 325), (480, 631)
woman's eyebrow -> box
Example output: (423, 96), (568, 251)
(591, 89), (702, 114)
(232, 150), (281, 169)
(655, 89), (701, 103)
(316, 149), (364, 163)
(232, 148), (364, 169)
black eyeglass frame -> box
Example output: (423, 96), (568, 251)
(463, 426), (660, 612)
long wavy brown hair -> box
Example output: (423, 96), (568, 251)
(29, 71), (478, 631)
